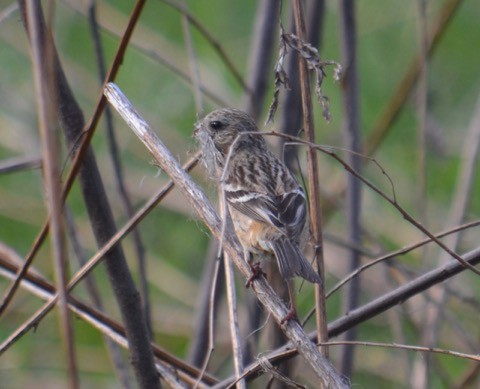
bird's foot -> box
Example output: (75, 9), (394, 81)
(245, 261), (266, 288)
(280, 307), (298, 325)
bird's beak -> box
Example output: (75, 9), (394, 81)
(193, 123), (200, 136)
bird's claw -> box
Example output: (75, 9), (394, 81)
(245, 261), (266, 288)
(280, 308), (298, 325)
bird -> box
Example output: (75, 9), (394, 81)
(195, 108), (321, 322)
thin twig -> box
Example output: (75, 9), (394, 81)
(65, 207), (133, 389)
(0, 156), (41, 174)
(415, 0), (428, 225)
(181, 1), (203, 113)
(242, 0), (279, 119)
(338, 0), (361, 376)
(212, 246), (480, 387)
(454, 362), (480, 388)
(26, 1), (78, 387)
(65, 0), (228, 107)
(365, 0), (464, 155)
(316, 340), (480, 362)
(0, 255), (216, 388)
(325, 219), (480, 300)
(280, 0), (326, 168)
(87, 0), (152, 339)
(0, 2), (18, 23)
(186, 241), (224, 366)
(194, 255), (221, 389)
(163, 0), (249, 93)
(292, 0), (329, 359)
(220, 200), (246, 389)
(1, 0), (146, 320)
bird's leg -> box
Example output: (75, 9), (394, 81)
(281, 281), (298, 324)
(245, 252), (266, 288)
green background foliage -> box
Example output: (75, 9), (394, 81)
(1, 1), (479, 387)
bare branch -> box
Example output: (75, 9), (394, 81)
(243, 0), (279, 119)
(317, 341), (480, 362)
(292, 0), (329, 360)
(163, 0), (248, 93)
(104, 82), (347, 389)
(338, 0), (361, 377)
(26, 1), (78, 386)
(327, 246), (480, 338)
(365, 0), (464, 155)
(326, 219), (480, 300)
(0, 254), (216, 388)
(213, 246), (480, 387)
(0, 156), (41, 174)
(87, 0), (152, 341)
(222, 211), (246, 388)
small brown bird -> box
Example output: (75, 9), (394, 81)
(195, 108), (321, 320)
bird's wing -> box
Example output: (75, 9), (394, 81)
(225, 186), (307, 239)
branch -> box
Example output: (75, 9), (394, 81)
(292, 0), (329, 358)
(163, 0), (248, 93)
(0, 156), (41, 174)
(87, 0), (152, 339)
(0, 253), (216, 388)
(365, 0), (464, 155)
(338, 0), (361, 376)
(242, 0), (279, 119)
(104, 83), (347, 389)
(26, 1), (78, 386)
(212, 246), (480, 387)
(327, 246), (480, 337)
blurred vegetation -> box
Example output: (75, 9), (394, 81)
(1, 0), (479, 388)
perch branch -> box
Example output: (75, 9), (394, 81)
(212, 245), (480, 387)
(104, 82), (347, 389)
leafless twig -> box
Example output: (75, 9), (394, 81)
(243, 0), (279, 119)
(212, 246), (480, 387)
(317, 340), (480, 362)
(26, 1), (78, 386)
(163, 0), (249, 93)
(326, 219), (480, 300)
(292, 0), (329, 359)
(0, 254), (216, 388)
(0, 156), (41, 174)
(338, 0), (361, 376)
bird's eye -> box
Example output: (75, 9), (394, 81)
(210, 120), (223, 130)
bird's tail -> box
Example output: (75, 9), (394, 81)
(270, 239), (322, 284)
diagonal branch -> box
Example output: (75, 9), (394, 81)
(327, 246), (480, 337)
(104, 82), (347, 389)
(163, 0), (249, 93)
(0, 253), (217, 388)
(212, 246), (480, 387)
(1, 0), (146, 318)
